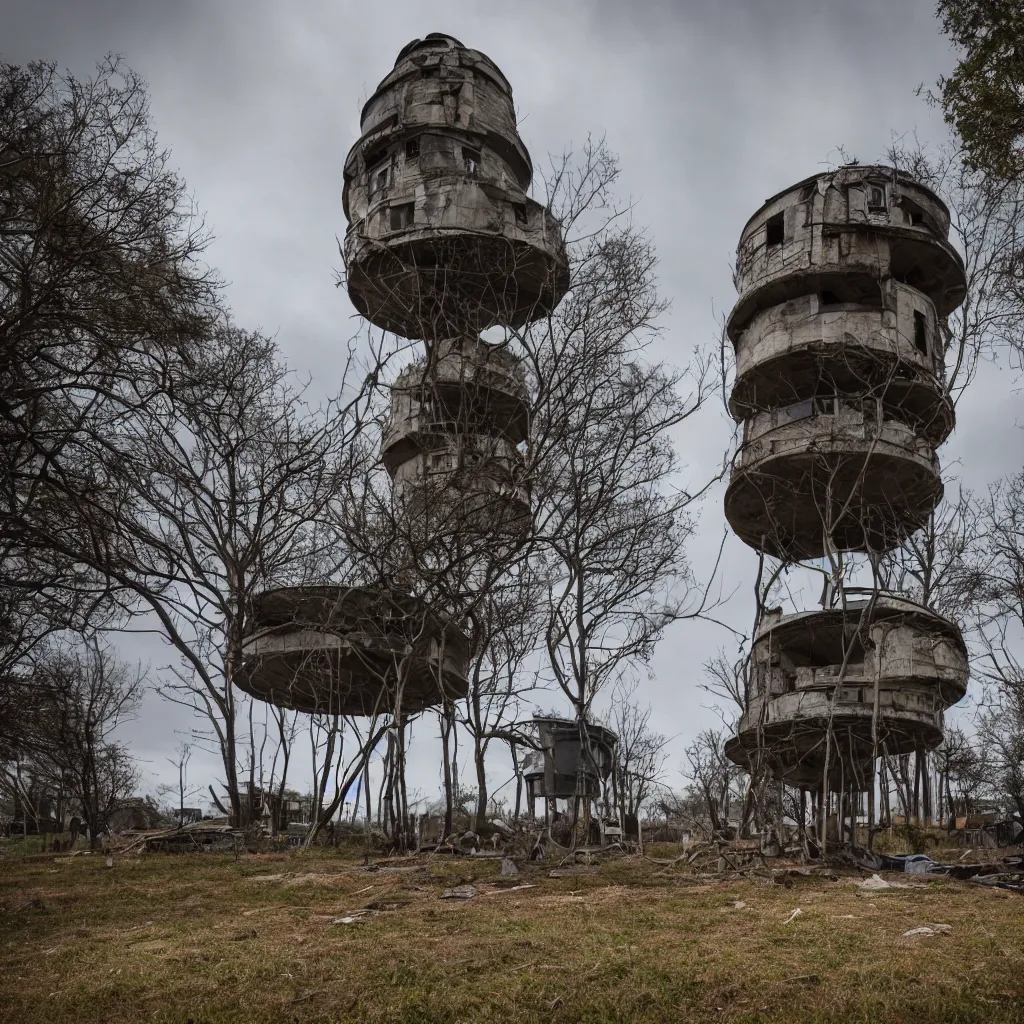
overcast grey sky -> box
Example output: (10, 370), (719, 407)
(4, 0), (1021, 806)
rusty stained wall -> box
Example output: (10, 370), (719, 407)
(736, 402), (938, 470)
(730, 166), (961, 325)
(734, 280), (943, 391)
(743, 601), (968, 744)
(343, 37), (561, 281)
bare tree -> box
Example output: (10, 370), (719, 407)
(959, 471), (1024, 819)
(515, 140), (719, 722)
(933, 726), (992, 825)
(1, 642), (142, 846)
(888, 139), (1024, 385)
(1, 58), (221, 670)
(439, 558), (547, 835)
(607, 684), (669, 823)
(682, 727), (744, 838)
(64, 327), (377, 823)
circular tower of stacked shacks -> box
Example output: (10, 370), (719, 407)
(722, 166), (970, 845)
(344, 33), (568, 560)
(236, 38), (580, 762)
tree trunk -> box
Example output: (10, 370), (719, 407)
(440, 704), (454, 839)
(474, 742), (488, 834)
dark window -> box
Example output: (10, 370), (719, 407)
(422, 68), (438, 78)
(914, 310), (928, 355)
(867, 184), (887, 210)
(364, 145), (387, 168)
(813, 395), (835, 416)
(389, 203), (414, 231)
(765, 212), (785, 247)
(405, 138), (420, 159)
(513, 203), (527, 225)
(462, 146), (481, 176)
(369, 163), (390, 195)
(819, 290), (842, 307)
(903, 198), (926, 228)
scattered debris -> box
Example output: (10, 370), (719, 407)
(903, 924), (952, 938)
(782, 908), (802, 924)
(229, 929), (257, 941)
(329, 916), (364, 926)
(853, 873), (926, 891)
(964, 871), (1024, 894)
(441, 884), (477, 900)
(500, 857), (519, 877)
(880, 854), (936, 874)
(113, 823), (242, 854)
(730, 900), (748, 910)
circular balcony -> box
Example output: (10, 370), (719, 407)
(381, 338), (529, 474)
(727, 165), (966, 338)
(729, 288), (954, 444)
(724, 404), (943, 560)
(391, 434), (532, 543)
(725, 689), (945, 787)
(234, 586), (469, 716)
(725, 597), (968, 786)
(344, 185), (568, 338)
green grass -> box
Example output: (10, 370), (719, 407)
(1, 844), (1022, 1023)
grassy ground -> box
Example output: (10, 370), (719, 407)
(1, 842), (1022, 1023)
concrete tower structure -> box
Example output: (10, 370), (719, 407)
(344, 32), (568, 548)
(235, 35), (567, 718)
(342, 33), (568, 340)
(722, 166), (969, 801)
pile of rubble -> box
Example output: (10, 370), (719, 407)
(113, 821), (244, 854)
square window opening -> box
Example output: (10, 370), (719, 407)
(914, 309), (929, 356)
(364, 145), (387, 168)
(513, 203), (527, 225)
(370, 164), (390, 195)
(819, 290), (843, 307)
(462, 146), (481, 177)
(389, 202), (415, 231)
(765, 212), (785, 247)
(903, 198), (926, 227)
(867, 184), (887, 210)
(405, 138), (420, 159)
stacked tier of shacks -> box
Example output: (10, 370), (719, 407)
(235, 35), (568, 719)
(722, 167), (970, 809)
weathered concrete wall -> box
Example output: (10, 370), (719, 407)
(726, 598), (969, 785)
(343, 33), (567, 338)
(724, 165), (965, 561)
(729, 165), (964, 334)
(235, 586), (470, 716)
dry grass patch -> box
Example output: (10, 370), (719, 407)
(1, 848), (1022, 1023)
